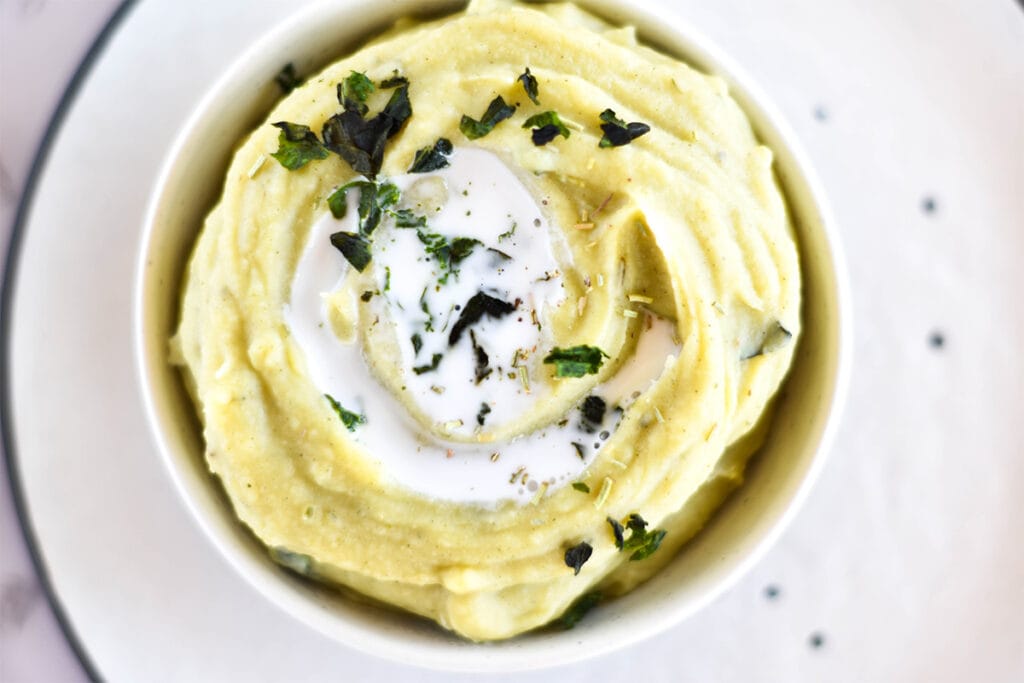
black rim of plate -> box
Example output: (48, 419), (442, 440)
(1, 1), (139, 680)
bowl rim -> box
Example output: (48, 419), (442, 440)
(133, 0), (852, 672)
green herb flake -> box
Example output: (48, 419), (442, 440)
(269, 122), (329, 170)
(408, 137), (454, 173)
(518, 67), (540, 105)
(460, 95), (516, 140)
(392, 208), (427, 228)
(598, 108), (651, 148)
(498, 222), (517, 242)
(476, 402), (492, 426)
(571, 442), (586, 460)
(608, 513), (667, 561)
(411, 333), (423, 355)
(564, 541), (593, 576)
(571, 482), (590, 493)
(383, 266), (391, 292)
(269, 547), (314, 576)
(522, 111), (570, 146)
(412, 353), (443, 375)
(322, 79), (411, 179)
(448, 292), (517, 345)
(379, 71), (409, 89)
(337, 71), (375, 113)
(543, 345), (609, 377)
(329, 231), (372, 271)
(324, 393), (365, 431)
(274, 63), (302, 95)
(558, 591), (602, 630)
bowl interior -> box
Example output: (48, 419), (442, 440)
(135, 0), (849, 672)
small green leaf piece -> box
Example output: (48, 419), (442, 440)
(337, 71), (375, 112)
(460, 95), (516, 140)
(598, 108), (651, 148)
(412, 353), (443, 375)
(274, 63), (302, 94)
(324, 394), (365, 431)
(543, 345), (609, 377)
(518, 67), (540, 105)
(572, 482), (590, 493)
(564, 541), (593, 575)
(270, 122), (329, 170)
(408, 137), (454, 173)
(523, 111), (570, 146)
(329, 231), (372, 271)
(558, 592), (602, 630)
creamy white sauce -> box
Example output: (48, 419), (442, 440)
(285, 148), (678, 505)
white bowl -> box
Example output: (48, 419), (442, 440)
(134, 0), (851, 672)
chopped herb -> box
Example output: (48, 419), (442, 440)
(571, 442), (586, 460)
(360, 290), (374, 302)
(379, 71), (408, 88)
(470, 330), (492, 384)
(558, 591), (602, 629)
(419, 288), (434, 332)
(543, 345), (609, 377)
(412, 353), (443, 375)
(460, 95), (515, 139)
(324, 393), (365, 431)
(269, 122), (329, 170)
(522, 111), (570, 146)
(571, 482), (590, 493)
(392, 208), (428, 228)
(448, 292), (517, 345)
(487, 247), (512, 261)
(322, 79), (411, 179)
(607, 516), (625, 549)
(383, 266), (391, 292)
(337, 71), (375, 113)
(597, 108), (651, 148)
(329, 231), (371, 271)
(408, 137), (454, 173)
(274, 62), (302, 94)
(416, 231), (482, 284)
(476, 402), (492, 426)
(327, 180), (399, 233)
(581, 395), (606, 425)
(609, 513), (667, 561)
(411, 333), (423, 355)
(498, 222), (517, 242)
(518, 67), (540, 104)
(564, 541), (593, 575)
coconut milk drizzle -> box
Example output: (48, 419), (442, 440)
(285, 148), (677, 505)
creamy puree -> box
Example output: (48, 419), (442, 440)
(172, 0), (801, 641)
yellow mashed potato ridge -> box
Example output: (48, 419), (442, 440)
(172, 0), (800, 640)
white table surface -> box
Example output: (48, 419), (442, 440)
(1, 1), (1022, 681)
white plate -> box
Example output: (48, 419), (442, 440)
(5, 0), (1023, 680)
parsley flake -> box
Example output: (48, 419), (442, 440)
(337, 71), (375, 114)
(523, 111), (570, 146)
(543, 345), (609, 377)
(598, 108), (651, 148)
(518, 67), (540, 104)
(571, 482), (591, 493)
(408, 137), (454, 173)
(269, 122), (329, 170)
(460, 95), (516, 140)
(329, 231), (371, 271)
(274, 63), (302, 94)
(412, 353), (443, 375)
(476, 402), (492, 426)
(322, 78), (411, 179)
(564, 541), (593, 575)
(325, 394), (365, 431)
(448, 292), (517, 345)
(608, 513), (666, 561)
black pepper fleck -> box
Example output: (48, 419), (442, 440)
(809, 632), (826, 649)
(813, 105), (828, 122)
(764, 584), (780, 600)
(929, 331), (945, 349)
(922, 196), (937, 214)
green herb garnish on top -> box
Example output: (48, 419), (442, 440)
(557, 591), (602, 629)
(543, 345), (608, 377)
(522, 111), (570, 146)
(336, 71), (375, 114)
(274, 62), (302, 95)
(408, 137), (454, 173)
(269, 122), (329, 170)
(597, 108), (650, 148)
(563, 541), (593, 575)
(517, 67), (540, 105)
(460, 95), (516, 140)
(325, 394), (365, 431)
(607, 513), (666, 561)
